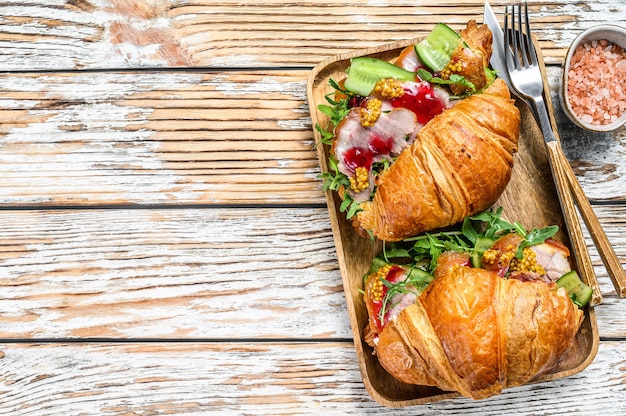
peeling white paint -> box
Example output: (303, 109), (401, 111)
(0, 99), (39, 109)
(202, 54), (263, 68)
(0, 342), (626, 414)
(0, 71), (234, 204)
(213, 75), (307, 100)
(0, 208), (348, 339)
(365, 0), (393, 6)
(0, 0), (181, 70)
(277, 119), (309, 130)
(534, 2), (626, 48)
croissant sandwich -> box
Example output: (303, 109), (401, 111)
(317, 21), (521, 241)
(362, 210), (589, 400)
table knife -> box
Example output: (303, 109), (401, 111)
(483, 1), (537, 122)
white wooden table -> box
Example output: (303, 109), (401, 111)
(0, 1), (625, 414)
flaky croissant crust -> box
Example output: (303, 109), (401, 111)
(355, 78), (520, 241)
(364, 253), (584, 400)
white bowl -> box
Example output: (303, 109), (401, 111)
(559, 25), (626, 132)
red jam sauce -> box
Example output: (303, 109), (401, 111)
(371, 265), (406, 331)
(342, 134), (393, 172)
(391, 82), (446, 124)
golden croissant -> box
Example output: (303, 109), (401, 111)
(363, 251), (584, 400)
(323, 21), (521, 241)
(355, 79), (520, 241)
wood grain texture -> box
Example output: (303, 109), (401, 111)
(0, 207), (624, 340)
(0, 70), (320, 206)
(0, 1), (623, 71)
(0, 208), (350, 339)
(0, 341), (624, 415)
(0, 0), (625, 413)
(0, 67), (624, 207)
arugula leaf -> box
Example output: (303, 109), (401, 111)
(382, 244), (411, 262)
(467, 209), (559, 259)
(417, 68), (476, 92)
(371, 158), (391, 175)
(467, 207), (516, 240)
(515, 225), (559, 259)
(377, 267), (434, 324)
(426, 234), (443, 271)
(526, 226), (559, 245)
(346, 198), (362, 219)
(388, 230), (469, 274)
(484, 67), (497, 83)
(377, 208), (562, 275)
(315, 123), (334, 145)
(335, 192), (362, 219)
(315, 78), (353, 146)
(317, 104), (336, 117)
(339, 196), (351, 212)
(461, 216), (480, 245)
(319, 155), (349, 192)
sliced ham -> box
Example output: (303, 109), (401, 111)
(531, 238), (572, 282)
(394, 45), (425, 72)
(334, 107), (420, 174)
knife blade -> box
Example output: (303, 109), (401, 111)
(483, 1), (537, 121)
(483, 1), (510, 87)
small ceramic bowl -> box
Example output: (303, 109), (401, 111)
(559, 25), (626, 132)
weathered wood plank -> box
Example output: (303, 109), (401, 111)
(0, 69), (624, 206)
(0, 3), (622, 416)
(0, 208), (350, 339)
(546, 68), (626, 202)
(0, 0), (623, 70)
(0, 341), (624, 415)
(0, 70), (322, 206)
(0, 207), (624, 340)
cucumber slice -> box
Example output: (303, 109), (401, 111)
(415, 23), (461, 72)
(406, 266), (434, 282)
(556, 270), (592, 307)
(344, 57), (416, 97)
(367, 256), (390, 276)
(470, 236), (495, 268)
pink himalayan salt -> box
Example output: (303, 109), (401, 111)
(567, 39), (626, 125)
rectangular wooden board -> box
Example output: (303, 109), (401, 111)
(307, 38), (599, 408)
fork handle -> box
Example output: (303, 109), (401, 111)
(536, 87), (626, 301)
(531, 95), (558, 143)
(529, 94), (603, 305)
(563, 161), (626, 298)
(536, 91), (626, 298)
(547, 140), (603, 306)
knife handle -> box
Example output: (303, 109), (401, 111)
(561, 152), (626, 298)
(547, 140), (603, 306)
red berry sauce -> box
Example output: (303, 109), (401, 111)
(342, 134), (393, 172)
(392, 82), (446, 124)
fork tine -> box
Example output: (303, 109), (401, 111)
(503, 6), (516, 70)
(509, 6), (519, 70)
(516, 3), (529, 68)
(504, 5), (521, 68)
(522, 1), (538, 66)
(504, 2), (537, 71)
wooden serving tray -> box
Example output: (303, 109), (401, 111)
(307, 38), (599, 408)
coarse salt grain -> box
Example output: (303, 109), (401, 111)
(567, 39), (626, 126)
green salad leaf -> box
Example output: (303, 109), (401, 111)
(375, 207), (558, 275)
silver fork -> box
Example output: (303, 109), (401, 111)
(504, 2), (554, 139)
(504, 2), (608, 306)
